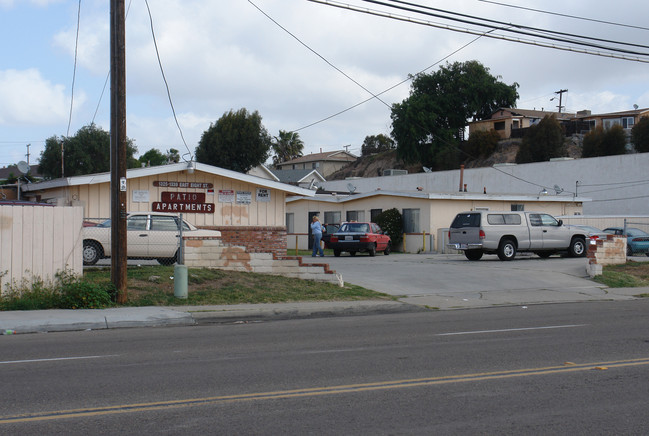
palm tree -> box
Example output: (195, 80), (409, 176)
(272, 130), (304, 167)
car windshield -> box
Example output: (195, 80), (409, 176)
(340, 223), (370, 233)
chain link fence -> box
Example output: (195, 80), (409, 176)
(558, 216), (649, 234)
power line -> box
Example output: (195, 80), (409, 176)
(477, 0), (649, 32)
(379, 0), (649, 52)
(308, 0), (649, 63)
(66, 0), (82, 137)
(144, 0), (192, 160)
(249, 0), (391, 109)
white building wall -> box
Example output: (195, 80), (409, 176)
(323, 153), (649, 215)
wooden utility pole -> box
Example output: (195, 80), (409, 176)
(555, 89), (568, 113)
(110, 0), (128, 302)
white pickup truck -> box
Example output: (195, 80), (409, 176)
(447, 211), (588, 261)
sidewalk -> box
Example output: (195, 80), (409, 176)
(1, 288), (647, 335)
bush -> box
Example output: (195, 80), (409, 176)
(632, 116), (649, 153)
(376, 208), (403, 249)
(0, 270), (114, 311)
(516, 115), (565, 163)
(583, 125), (627, 157)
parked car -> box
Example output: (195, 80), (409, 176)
(328, 222), (391, 257)
(82, 212), (221, 265)
(566, 224), (608, 246)
(448, 210), (588, 261)
(603, 227), (649, 256)
(321, 223), (340, 249)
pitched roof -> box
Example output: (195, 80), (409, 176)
(270, 169), (325, 183)
(491, 108), (575, 120)
(21, 162), (315, 196)
(574, 107), (649, 119)
(278, 150), (357, 165)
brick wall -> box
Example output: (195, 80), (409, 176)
(202, 226), (287, 258)
(183, 236), (342, 286)
(586, 234), (626, 277)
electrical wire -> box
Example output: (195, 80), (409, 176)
(308, 0), (649, 63)
(249, 0), (391, 109)
(377, 0), (649, 52)
(144, 0), (192, 160)
(66, 0), (82, 137)
(477, 0), (649, 32)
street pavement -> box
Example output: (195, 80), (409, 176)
(2, 253), (648, 334)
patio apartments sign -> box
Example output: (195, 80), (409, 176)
(152, 181), (215, 213)
(151, 181), (271, 213)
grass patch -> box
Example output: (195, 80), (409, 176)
(593, 261), (649, 288)
(82, 265), (393, 307)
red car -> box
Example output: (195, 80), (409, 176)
(329, 222), (392, 257)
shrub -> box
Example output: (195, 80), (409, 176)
(0, 277), (62, 310)
(632, 116), (649, 153)
(376, 208), (403, 249)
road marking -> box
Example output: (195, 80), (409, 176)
(436, 324), (587, 336)
(2, 357), (648, 424)
(0, 355), (118, 365)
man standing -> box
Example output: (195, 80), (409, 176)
(311, 215), (325, 257)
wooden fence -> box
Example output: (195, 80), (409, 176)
(0, 205), (83, 292)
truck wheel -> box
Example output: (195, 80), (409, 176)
(334, 249), (341, 257)
(464, 250), (483, 261)
(498, 239), (516, 261)
(568, 237), (586, 257)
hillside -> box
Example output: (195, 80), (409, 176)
(328, 138), (582, 180)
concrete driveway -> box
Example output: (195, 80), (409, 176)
(323, 252), (625, 309)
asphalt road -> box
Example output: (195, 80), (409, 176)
(2, 300), (649, 434)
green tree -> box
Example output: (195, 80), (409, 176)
(582, 125), (627, 157)
(271, 130), (304, 167)
(516, 115), (565, 163)
(195, 109), (271, 172)
(39, 123), (138, 179)
(391, 60), (518, 169)
(361, 134), (395, 156)
(138, 148), (181, 167)
(375, 208), (403, 249)
(632, 116), (649, 153)
(466, 129), (501, 158)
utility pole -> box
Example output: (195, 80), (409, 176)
(555, 89), (568, 113)
(110, 0), (128, 303)
(26, 144), (30, 166)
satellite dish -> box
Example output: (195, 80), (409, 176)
(553, 184), (564, 195)
(423, 166), (432, 173)
(17, 161), (30, 174)
(634, 104), (639, 110)
(346, 183), (357, 194)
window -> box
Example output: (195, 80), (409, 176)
(402, 208), (420, 233)
(150, 215), (180, 231)
(312, 162), (320, 169)
(511, 204), (524, 211)
(487, 214), (522, 225)
(286, 213), (294, 233)
(451, 213), (480, 228)
(494, 121), (505, 131)
(622, 117), (634, 129)
(127, 215), (148, 230)
(370, 208), (382, 222)
(324, 211), (341, 225)
(346, 210), (365, 222)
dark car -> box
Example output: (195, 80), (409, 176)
(321, 224), (339, 249)
(329, 222), (391, 257)
(603, 227), (649, 256)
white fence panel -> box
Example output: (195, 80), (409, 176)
(0, 206), (83, 292)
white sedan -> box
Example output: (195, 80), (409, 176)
(82, 212), (220, 265)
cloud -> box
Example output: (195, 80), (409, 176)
(0, 68), (72, 126)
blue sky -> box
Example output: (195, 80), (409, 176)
(2, 0), (648, 168)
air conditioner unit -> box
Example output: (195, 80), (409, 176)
(382, 169), (408, 176)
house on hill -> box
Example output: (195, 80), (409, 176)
(275, 150), (357, 178)
(469, 108), (575, 139)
